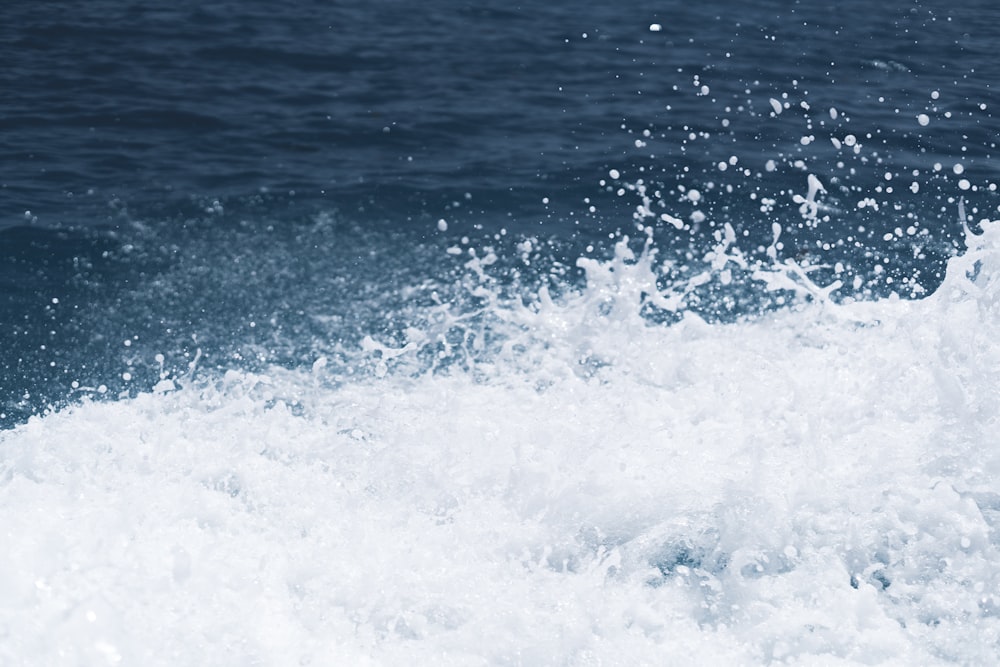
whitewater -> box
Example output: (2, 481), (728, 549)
(4, 2), (1000, 663)
(2, 211), (998, 665)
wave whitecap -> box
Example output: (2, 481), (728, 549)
(2, 219), (998, 665)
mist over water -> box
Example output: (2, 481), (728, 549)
(2, 0), (1000, 664)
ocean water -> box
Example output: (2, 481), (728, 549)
(2, 1), (1000, 664)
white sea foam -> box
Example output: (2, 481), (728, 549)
(2, 221), (1000, 665)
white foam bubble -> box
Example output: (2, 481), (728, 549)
(660, 212), (684, 229)
(791, 173), (826, 222)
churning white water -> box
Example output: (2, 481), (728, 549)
(2, 220), (999, 665)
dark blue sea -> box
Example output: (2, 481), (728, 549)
(2, 1), (1000, 663)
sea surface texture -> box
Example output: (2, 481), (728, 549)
(2, 1), (1000, 664)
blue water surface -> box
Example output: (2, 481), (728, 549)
(1, 0), (999, 425)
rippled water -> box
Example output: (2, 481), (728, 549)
(2, 1), (1000, 664)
